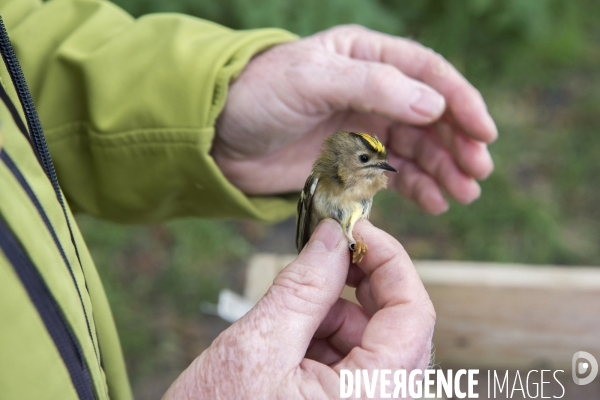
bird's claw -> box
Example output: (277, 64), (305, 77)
(351, 238), (367, 264)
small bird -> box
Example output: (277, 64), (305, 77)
(296, 130), (398, 263)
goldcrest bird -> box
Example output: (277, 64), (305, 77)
(296, 130), (397, 263)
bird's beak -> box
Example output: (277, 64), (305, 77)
(378, 162), (398, 173)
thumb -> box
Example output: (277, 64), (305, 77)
(246, 219), (349, 365)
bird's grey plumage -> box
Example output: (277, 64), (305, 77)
(295, 130), (396, 260)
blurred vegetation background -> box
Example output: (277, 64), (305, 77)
(78, 0), (600, 397)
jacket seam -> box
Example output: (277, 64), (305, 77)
(45, 120), (214, 147)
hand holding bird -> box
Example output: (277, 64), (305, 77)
(212, 25), (496, 215)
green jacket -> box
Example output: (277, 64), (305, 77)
(0, 0), (297, 398)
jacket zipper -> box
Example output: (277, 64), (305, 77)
(0, 217), (96, 400)
(0, 15), (100, 399)
(0, 15), (88, 267)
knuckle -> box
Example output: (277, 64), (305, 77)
(471, 86), (485, 103)
(316, 24), (375, 51)
(429, 50), (447, 66)
(329, 23), (369, 36)
(300, 47), (327, 65)
(429, 55), (448, 77)
(417, 48), (449, 78)
(269, 265), (328, 313)
(284, 44), (328, 72)
(377, 243), (405, 271)
(285, 47), (328, 85)
(420, 297), (437, 326)
(277, 264), (327, 291)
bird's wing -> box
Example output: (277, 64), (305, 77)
(296, 172), (319, 253)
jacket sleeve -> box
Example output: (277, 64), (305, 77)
(0, 0), (299, 223)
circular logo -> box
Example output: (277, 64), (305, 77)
(572, 351), (598, 385)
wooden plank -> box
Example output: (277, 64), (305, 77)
(245, 255), (600, 370)
(414, 260), (600, 289)
(244, 253), (295, 303)
(415, 261), (600, 370)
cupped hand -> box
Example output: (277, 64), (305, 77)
(212, 25), (496, 215)
(162, 219), (435, 399)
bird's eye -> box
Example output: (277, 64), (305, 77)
(359, 154), (369, 163)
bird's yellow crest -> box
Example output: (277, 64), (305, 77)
(352, 132), (386, 155)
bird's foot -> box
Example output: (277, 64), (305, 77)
(350, 238), (368, 264)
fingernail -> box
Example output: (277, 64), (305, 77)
(484, 114), (498, 142)
(306, 219), (342, 253)
(410, 89), (446, 118)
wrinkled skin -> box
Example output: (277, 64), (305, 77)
(164, 220), (435, 399)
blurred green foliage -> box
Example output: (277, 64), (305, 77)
(77, 0), (600, 397)
(114, 0), (599, 85)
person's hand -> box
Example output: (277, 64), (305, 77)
(162, 219), (435, 399)
(212, 25), (496, 215)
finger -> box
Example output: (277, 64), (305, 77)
(355, 277), (379, 316)
(352, 220), (429, 306)
(389, 121), (494, 181)
(434, 117), (494, 180)
(334, 220), (436, 371)
(243, 219), (349, 368)
(346, 264), (366, 287)
(314, 298), (369, 355)
(387, 156), (449, 214)
(301, 51), (446, 125)
(321, 25), (497, 143)
(306, 339), (344, 366)
(388, 126), (482, 204)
